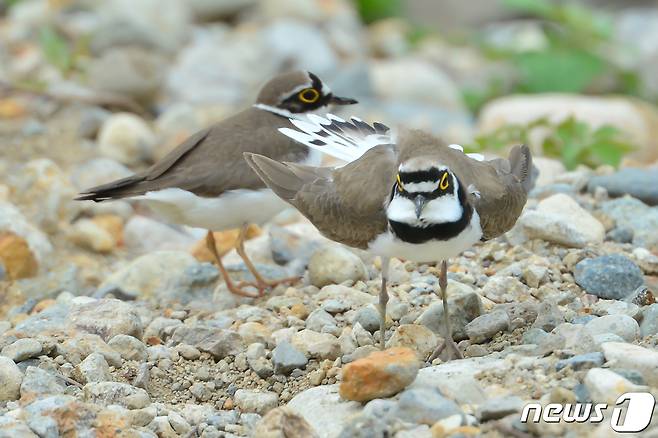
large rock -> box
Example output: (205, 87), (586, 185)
(308, 246), (368, 288)
(519, 194), (604, 247)
(339, 348), (419, 402)
(588, 168), (658, 206)
(478, 94), (658, 163)
(574, 254), (644, 299)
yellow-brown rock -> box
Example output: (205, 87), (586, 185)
(191, 225), (262, 262)
(339, 347), (419, 402)
(0, 232), (38, 279)
(92, 214), (124, 247)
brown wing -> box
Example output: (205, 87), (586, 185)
(78, 108), (307, 201)
(246, 146), (396, 249)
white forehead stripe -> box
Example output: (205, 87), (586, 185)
(401, 181), (437, 193)
(398, 163), (448, 172)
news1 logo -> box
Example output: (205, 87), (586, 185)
(520, 392), (656, 433)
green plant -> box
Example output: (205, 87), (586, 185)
(38, 26), (74, 74)
(353, 0), (403, 24)
(466, 117), (636, 170)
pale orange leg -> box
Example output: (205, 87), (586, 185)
(205, 231), (258, 298)
(428, 260), (464, 362)
(234, 223), (299, 296)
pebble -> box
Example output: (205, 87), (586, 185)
(83, 382), (151, 409)
(69, 299), (143, 342)
(305, 308), (338, 333)
(0, 356), (23, 401)
(519, 194), (605, 247)
(1, 338), (42, 362)
(395, 387), (462, 425)
(97, 112), (156, 166)
(108, 334), (147, 361)
(417, 287), (482, 339)
(555, 352), (605, 371)
(584, 368), (647, 404)
(272, 341), (308, 375)
(252, 407), (318, 438)
(307, 246), (368, 288)
(584, 314), (640, 342)
(20, 366), (65, 398)
(480, 276), (528, 303)
(532, 302), (565, 332)
(588, 168), (658, 206)
(591, 299), (640, 319)
(464, 311), (510, 343)
(176, 344), (201, 361)
(352, 305), (381, 333)
(601, 342), (658, 386)
(598, 197), (658, 251)
(234, 389), (279, 415)
(339, 347), (419, 402)
(640, 303), (658, 336)
(385, 324), (437, 359)
(291, 330), (340, 360)
(476, 396), (524, 421)
(633, 247), (658, 275)
(68, 219), (117, 253)
(76, 352), (111, 383)
(574, 254), (645, 299)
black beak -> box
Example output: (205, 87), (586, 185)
(414, 195), (427, 219)
(330, 95), (358, 105)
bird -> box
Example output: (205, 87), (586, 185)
(76, 71), (358, 298)
(244, 114), (533, 360)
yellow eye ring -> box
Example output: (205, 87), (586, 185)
(439, 173), (449, 190)
(396, 174), (404, 192)
(299, 88), (320, 103)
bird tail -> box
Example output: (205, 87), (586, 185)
(508, 144), (534, 193)
(75, 174), (146, 202)
(243, 153), (313, 202)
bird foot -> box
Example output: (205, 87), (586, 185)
(428, 337), (464, 363)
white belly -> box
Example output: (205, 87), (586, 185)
(367, 210), (483, 263)
(132, 188), (289, 231)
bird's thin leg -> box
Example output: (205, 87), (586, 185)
(234, 223), (298, 296)
(378, 257), (390, 350)
(429, 260), (463, 362)
(205, 230), (258, 298)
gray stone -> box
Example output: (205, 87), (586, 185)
(171, 325), (244, 359)
(69, 299), (143, 341)
(57, 333), (122, 367)
(640, 303), (658, 336)
(20, 366), (65, 398)
(480, 276), (529, 303)
(305, 309), (337, 332)
(83, 381), (150, 409)
(272, 341), (308, 375)
(574, 254), (644, 299)
(234, 389), (278, 415)
(532, 302), (565, 332)
(556, 352), (605, 371)
(464, 311), (510, 343)
(585, 314), (640, 342)
(395, 388), (462, 425)
(585, 368), (646, 404)
(108, 334), (147, 361)
(0, 356), (23, 401)
(601, 342), (658, 386)
(288, 385), (361, 438)
(0, 417), (37, 437)
(606, 226), (634, 243)
(291, 330), (340, 360)
(588, 168), (658, 206)
(352, 305), (381, 333)
(77, 352), (111, 383)
(417, 288), (482, 340)
(476, 396), (524, 421)
(536, 332), (566, 356)
(1, 338), (42, 362)
(598, 197), (658, 251)
(591, 299), (640, 319)
(308, 246), (368, 288)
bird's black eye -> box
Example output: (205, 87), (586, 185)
(299, 88), (320, 103)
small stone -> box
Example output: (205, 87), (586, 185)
(1, 338), (42, 362)
(234, 389), (279, 415)
(68, 219), (117, 253)
(308, 246), (368, 288)
(175, 344), (201, 360)
(0, 232), (39, 280)
(149, 416), (177, 437)
(0, 356), (23, 401)
(252, 407), (319, 438)
(77, 352), (111, 383)
(168, 411), (192, 435)
(584, 368), (646, 404)
(97, 112), (156, 166)
(339, 347), (419, 402)
(352, 305), (381, 333)
(385, 324), (437, 359)
(588, 168), (658, 206)
(591, 299), (640, 319)
(84, 382), (150, 409)
(601, 342), (658, 386)
(69, 299), (143, 341)
(353, 322), (375, 347)
(108, 334), (147, 361)
(291, 330), (340, 360)
(556, 352), (605, 371)
(520, 194), (605, 247)
(190, 382), (211, 402)
(633, 247), (658, 275)
(522, 265), (548, 288)
(465, 311), (510, 344)
(305, 309), (337, 332)
(272, 341), (308, 375)
(417, 286), (483, 340)
(584, 314), (640, 342)
(574, 254), (645, 300)
(480, 276), (528, 304)
(476, 396), (524, 421)
(395, 387), (461, 425)
(532, 302), (565, 332)
(20, 366), (65, 398)
(606, 226), (634, 243)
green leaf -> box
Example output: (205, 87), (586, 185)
(354, 0), (403, 24)
(502, 0), (553, 17)
(38, 26), (72, 73)
(515, 49), (605, 93)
